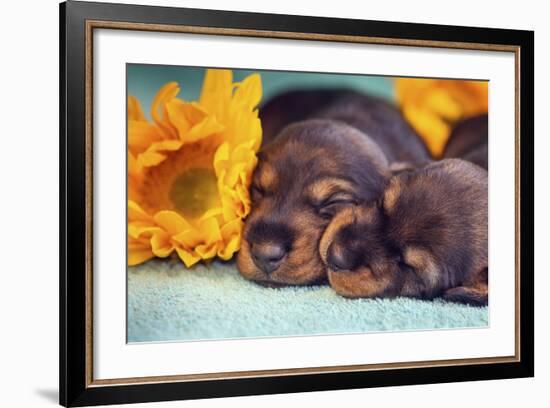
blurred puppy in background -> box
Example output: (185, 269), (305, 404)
(319, 159), (488, 306)
(237, 90), (430, 286)
(260, 89), (430, 163)
(444, 114), (488, 170)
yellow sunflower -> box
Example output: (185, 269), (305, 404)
(395, 78), (488, 157)
(127, 69), (262, 267)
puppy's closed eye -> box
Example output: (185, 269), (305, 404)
(250, 184), (265, 202)
(318, 193), (357, 219)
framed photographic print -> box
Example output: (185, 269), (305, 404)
(59, 1), (534, 406)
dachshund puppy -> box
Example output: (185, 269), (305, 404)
(237, 90), (430, 286)
(444, 114), (488, 170)
(237, 119), (389, 285)
(319, 159), (488, 306)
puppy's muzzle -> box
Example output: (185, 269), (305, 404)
(246, 221), (293, 275)
(250, 242), (287, 274)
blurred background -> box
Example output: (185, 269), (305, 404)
(127, 64), (395, 117)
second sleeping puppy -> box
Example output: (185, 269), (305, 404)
(319, 159), (488, 306)
(444, 114), (488, 170)
(237, 90), (430, 286)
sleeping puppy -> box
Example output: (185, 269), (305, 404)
(237, 119), (389, 285)
(237, 91), (430, 286)
(444, 114), (488, 170)
(319, 159), (488, 306)
(260, 89), (431, 163)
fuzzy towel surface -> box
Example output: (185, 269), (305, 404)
(128, 260), (488, 343)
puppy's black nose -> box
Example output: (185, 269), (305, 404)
(250, 242), (287, 274)
(327, 243), (360, 271)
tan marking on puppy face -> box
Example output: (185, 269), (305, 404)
(278, 212), (326, 282)
(257, 162), (277, 192)
(382, 177), (402, 213)
(319, 207), (356, 265)
(328, 267), (388, 298)
(402, 246), (439, 291)
(324, 256), (399, 299)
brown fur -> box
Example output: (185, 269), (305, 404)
(237, 90), (430, 286)
(319, 159), (489, 305)
(260, 89), (431, 163)
(444, 114), (488, 170)
(237, 120), (390, 285)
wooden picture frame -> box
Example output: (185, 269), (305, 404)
(60, 1), (534, 406)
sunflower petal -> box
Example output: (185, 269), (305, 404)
(148, 139), (183, 151)
(151, 231), (174, 258)
(166, 99), (207, 138)
(198, 217), (222, 245)
(199, 69), (233, 117)
(218, 218), (242, 259)
(128, 236), (154, 266)
(199, 207), (224, 222)
(220, 193), (240, 223)
(220, 218), (242, 239)
(128, 120), (163, 154)
(151, 82), (179, 139)
(128, 200), (153, 223)
(128, 221), (161, 239)
(175, 247), (201, 268)
(186, 116), (225, 143)
(234, 73), (262, 111)
(213, 143), (230, 176)
(173, 228), (203, 249)
(224, 163), (247, 188)
(395, 78), (436, 103)
(223, 109), (262, 148)
(195, 243), (219, 259)
(128, 152), (142, 178)
(128, 249), (155, 266)
(153, 210), (192, 235)
(423, 89), (463, 122)
(128, 96), (146, 121)
(137, 139), (183, 167)
(218, 234), (241, 260)
(137, 151), (167, 167)
(395, 78), (488, 159)
(235, 183), (251, 217)
(403, 105), (450, 158)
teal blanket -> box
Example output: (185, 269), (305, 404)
(128, 260), (488, 342)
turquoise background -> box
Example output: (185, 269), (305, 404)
(127, 64), (395, 119)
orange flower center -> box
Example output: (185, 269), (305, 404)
(137, 142), (221, 221)
(169, 168), (220, 219)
